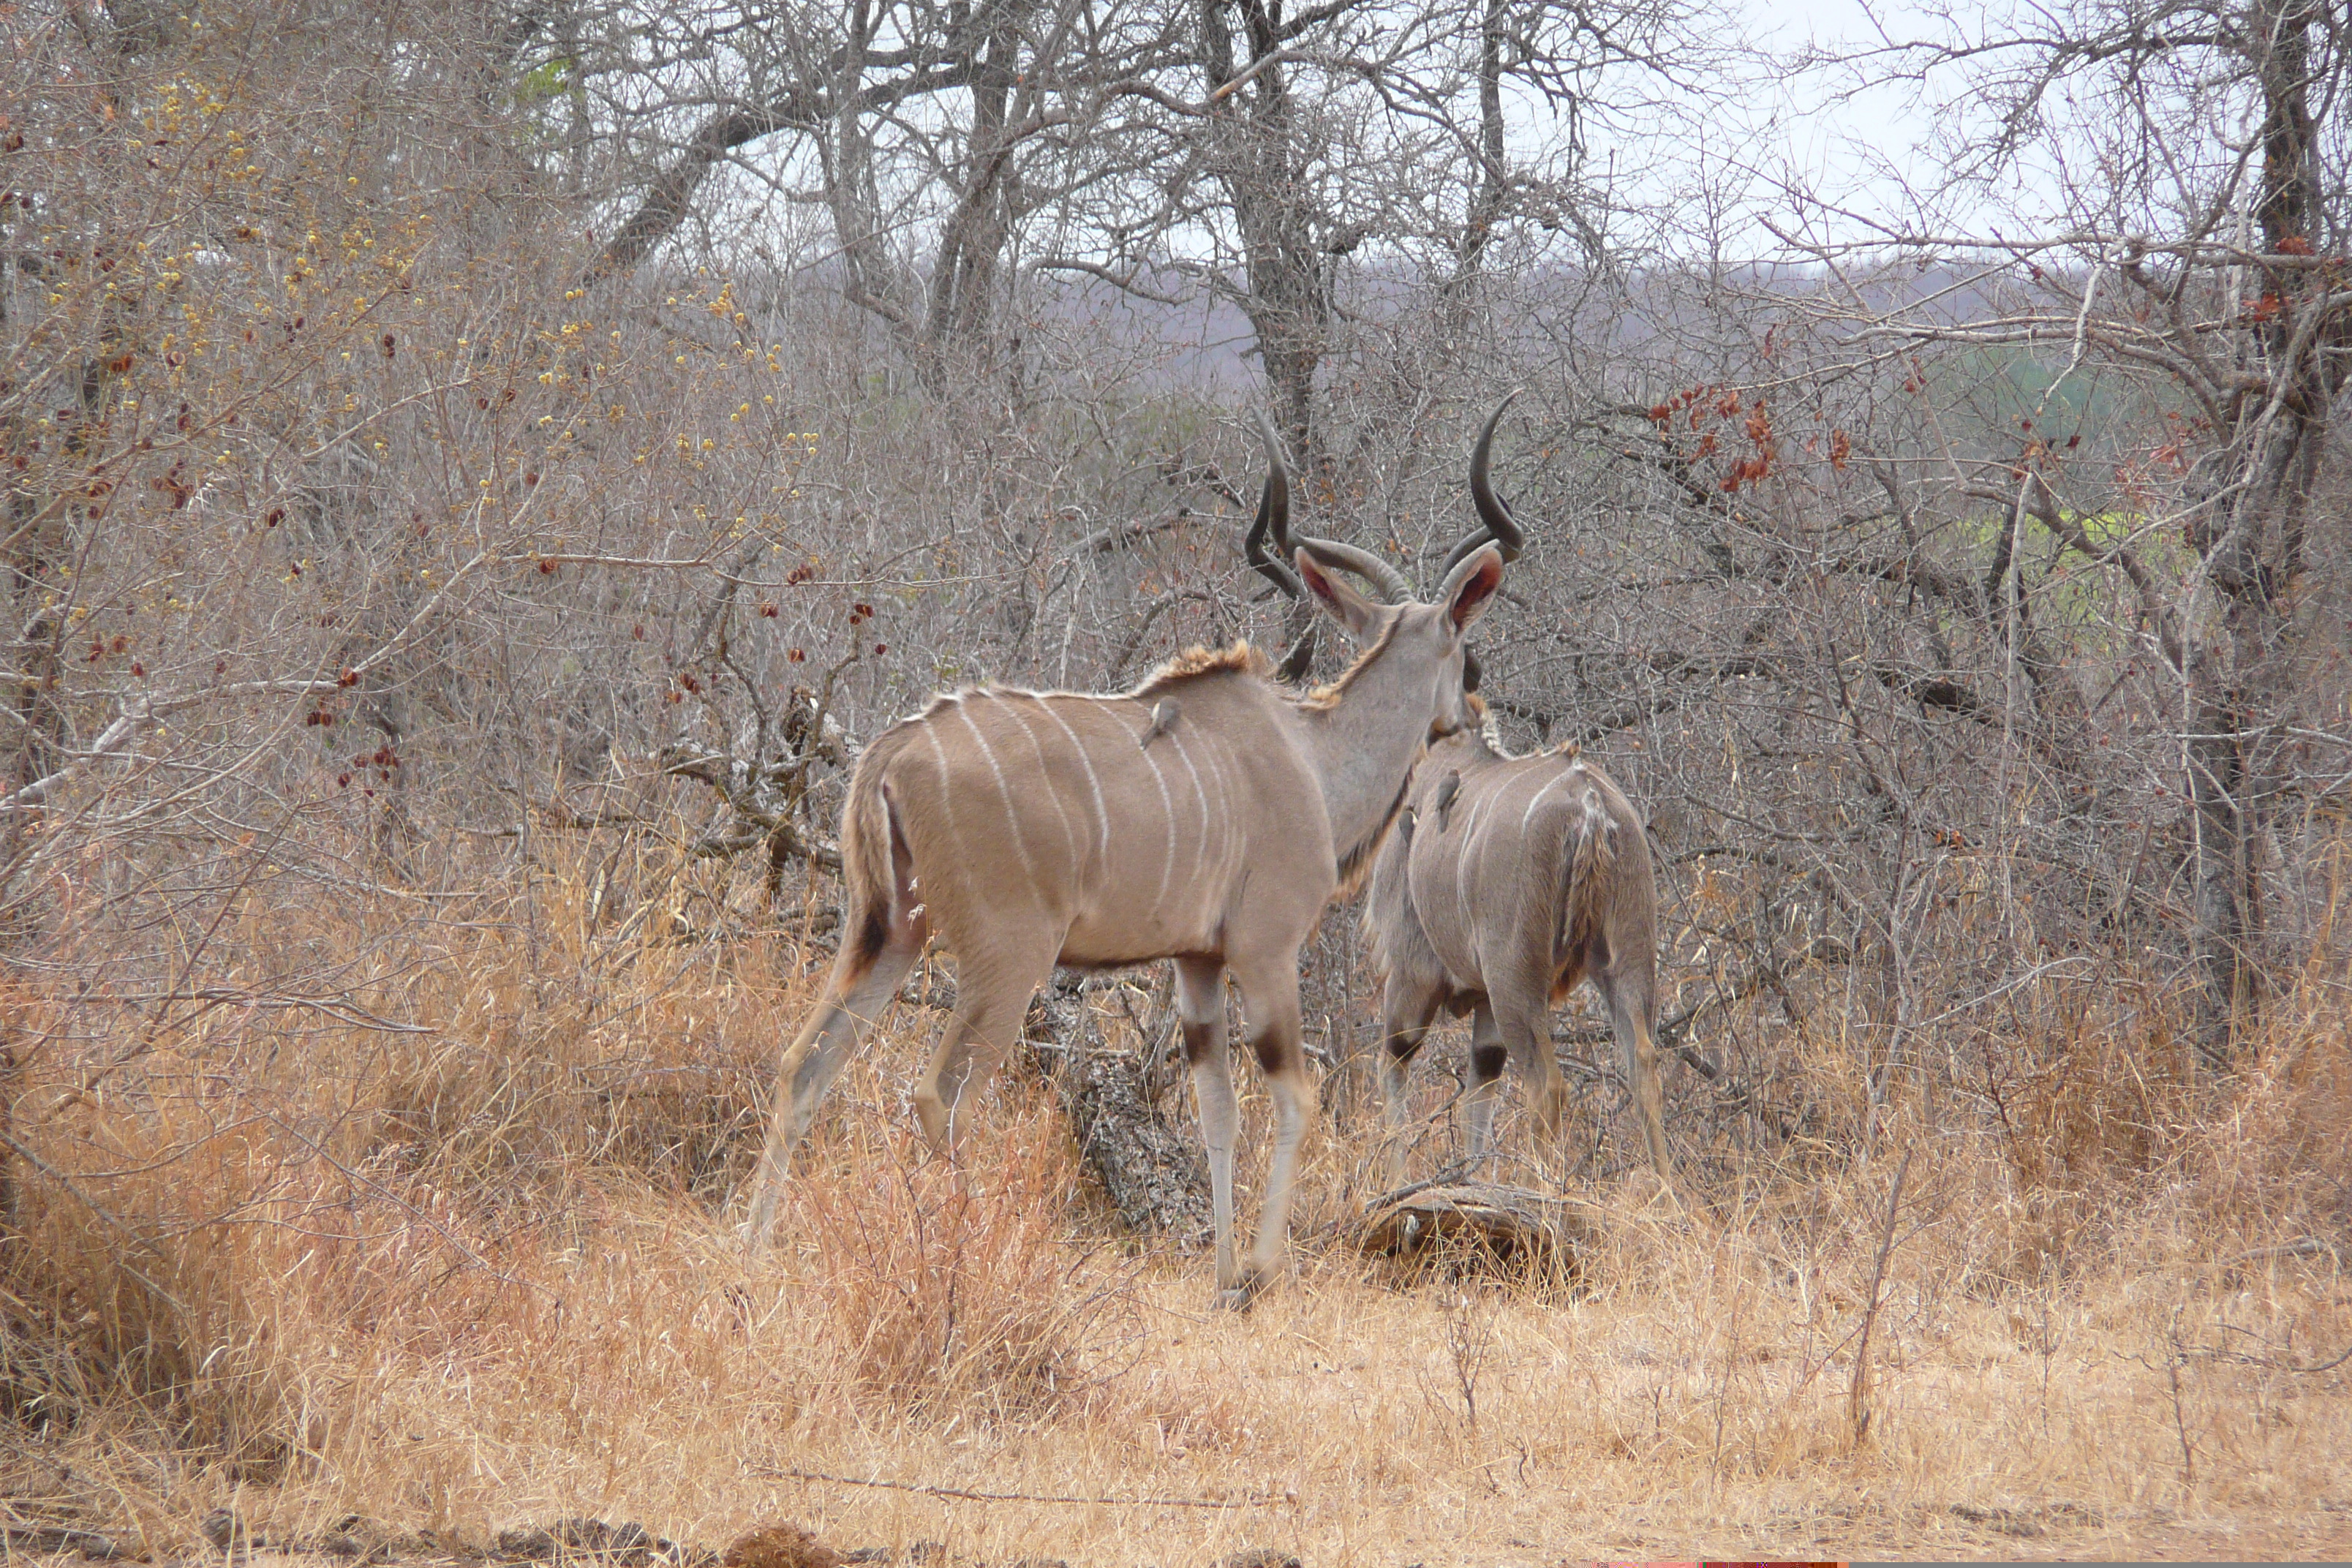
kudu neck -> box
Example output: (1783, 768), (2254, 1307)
(1297, 629), (1440, 856)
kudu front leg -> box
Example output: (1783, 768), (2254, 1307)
(1230, 956), (1315, 1308)
(1463, 1002), (1509, 1169)
(1173, 957), (1243, 1295)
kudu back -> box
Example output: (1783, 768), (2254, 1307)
(1362, 399), (1673, 1186)
(744, 412), (1509, 1304)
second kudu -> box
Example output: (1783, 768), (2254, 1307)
(744, 410), (1513, 1303)
(1363, 404), (1673, 1187)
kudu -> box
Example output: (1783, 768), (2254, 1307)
(1362, 404), (1673, 1187)
(743, 412), (1509, 1303)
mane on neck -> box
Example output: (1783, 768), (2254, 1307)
(1132, 640), (1269, 696)
(1461, 693), (1515, 760)
(1455, 695), (1580, 766)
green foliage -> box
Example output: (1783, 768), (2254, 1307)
(516, 57), (573, 106)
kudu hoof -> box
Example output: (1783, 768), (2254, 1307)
(1213, 1267), (1275, 1313)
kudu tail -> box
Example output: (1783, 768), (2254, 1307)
(745, 740), (923, 1254)
(837, 752), (907, 976)
(1554, 772), (1673, 1183)
(1554, 776), (1618, 969)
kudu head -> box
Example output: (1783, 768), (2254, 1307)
(1241, 409), (1504, 739)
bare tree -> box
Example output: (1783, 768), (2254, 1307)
(1777, 0), (2352, 1052)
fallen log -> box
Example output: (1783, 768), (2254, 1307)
(1050, 1044), (1213, 1247)
(1357, 1180), (1591, 1282)
(1022, 988), (1213, 1248)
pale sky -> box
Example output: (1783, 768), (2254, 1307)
(1737, 0), (1982, 251)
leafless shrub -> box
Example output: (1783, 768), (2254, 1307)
(794, 1106), (1134, 1422)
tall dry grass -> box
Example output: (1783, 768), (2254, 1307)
(4, 829), (2350, 1564)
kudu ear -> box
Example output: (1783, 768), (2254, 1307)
(1294, 544), (1384, 638)
(1439, 543), (1504, 633)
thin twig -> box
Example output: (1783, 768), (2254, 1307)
(2152, 1337), (2352, 1375)
(2219, 1237), (2340, 1269)
(2166, 1309), (2196, 1483)
(0, 1524), (121, 1561)
(1848, 1145), (1915, 1445)
(753, 1463), (1280, 1509)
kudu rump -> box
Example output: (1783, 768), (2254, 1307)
(1365, 402), (1672, 1186)
(745, 411), (1511, 1302)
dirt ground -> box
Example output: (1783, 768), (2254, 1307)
(14, 1507), (2352, 1568)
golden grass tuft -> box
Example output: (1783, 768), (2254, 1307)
(793, 1103), (1136, 1420)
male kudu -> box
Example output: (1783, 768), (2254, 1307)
(744, 412), (1509, 1303)
(1362, 403), (1673, 1186)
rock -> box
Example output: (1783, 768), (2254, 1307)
(0, 1526), (121, 1561)
(721, 1523), (845, 1568)
(1949, 1501), (2099, 1538)
(320, 1516), (411, 1563)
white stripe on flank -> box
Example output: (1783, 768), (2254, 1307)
(1191, 729), (1240, 897)
(1455, 784), (1494, 916)
(954, 702), (1041, 892)
(1130, 707), (1179, 913)
(1036, 699), (1109, 871)
(1520, 765), (1573, 835)
(1166, 729), (1211, 874)
(992, 693), (1079, 870)
(921, 723), (970, 867)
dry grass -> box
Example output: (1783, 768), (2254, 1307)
(5, 837), (2351, 1565)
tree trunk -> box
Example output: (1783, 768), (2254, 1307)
(1202, 0), (1337, 463)
(920, 3), (1025, 380)
(2180, 0), (2334, 1052)
(1437, 0), (1511, 328)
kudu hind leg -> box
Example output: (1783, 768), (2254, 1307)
(914, 936), (1060, 1153)
(1491, 990), (1575, 1186)
(746, 931), (924, 1251)
(1597, 967), (1672, 1182)
(1375, 975), (1447, 1189)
